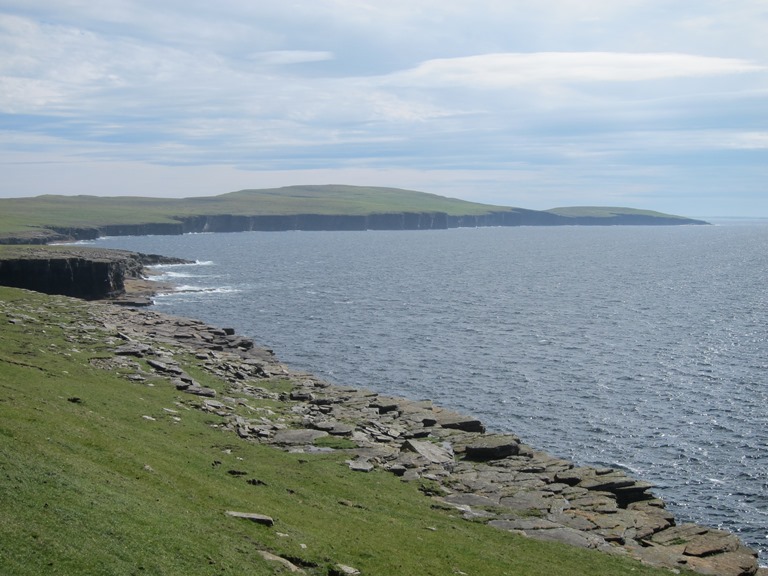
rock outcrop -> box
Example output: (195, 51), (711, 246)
(40, 301), (759, 576)
(0, 246), (188, 300)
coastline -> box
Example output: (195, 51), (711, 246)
(1, 249), (763, 573)
(94, 279), (761, 575)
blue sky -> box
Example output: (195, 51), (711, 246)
(1, 1), (766, 217)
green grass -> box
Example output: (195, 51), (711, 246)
(0, 245), (135, 260)
(546, 206), (690, 219)
(0, 286), (687, 575)
(0, 185), (514, 235)
(0, 185), (702, 237)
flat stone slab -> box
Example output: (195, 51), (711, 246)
(499, 490), (557, 512)
(347, 459), (375, 473)
(272, 429), (328, 445)
(225, 511), (274, 526)
(329, 423), (355, 436)
(651, 523), (709, 546)
(187, 387), (218, 398)
(402, 439), (454, 465)
(443, 493), (499, 508)
(257, 551), (305, 573)
(684, 531), (741, 557)
(524, 526), (607, 550)
(685, 549), (760, 576)
(463, 435), (520, 461)
(434, 412), (485, 433)
(578, 473), (636, 491)
(489, 518), (562, 531)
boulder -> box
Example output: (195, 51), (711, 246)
(683, 531), (742, 557)
(685, 548), (759, 576)
(225, 511), (274, 526)
(401, 439), (454, 465)
(435, 412), (485, 433)
(463, 435), (520, 461)
(183, 386), (217, 398)
(347, 459), (375, 473)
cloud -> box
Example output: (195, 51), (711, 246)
(251, 51), (335, 66)
(0, 1), (767, 216)
(385, 52), (765, 88)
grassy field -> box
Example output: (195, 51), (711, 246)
(0, 186), (515, 235)
(0, 286), (687, 575)
(0, 185), (701, 238)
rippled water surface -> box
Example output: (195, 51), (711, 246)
(94, 224), (768, 562)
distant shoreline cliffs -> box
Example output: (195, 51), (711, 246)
(0, 209), (709, 245)
(0, 185), (710, 244)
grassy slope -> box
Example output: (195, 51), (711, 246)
(546, 206), (691, 220)
(0, 245), (135, 260)
(0, 185), (699, 236)
(0, 286), (683, 576)
(0, 185), (515, 235)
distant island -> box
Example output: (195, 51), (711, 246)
(0, 185), (708, 244)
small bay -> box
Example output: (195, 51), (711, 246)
(93, 223), (768, 563)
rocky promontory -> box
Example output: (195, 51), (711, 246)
(0, 245), (188, 302)
(44, 299), (760, 576)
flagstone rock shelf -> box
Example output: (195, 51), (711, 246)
(57, 301), (764, 576)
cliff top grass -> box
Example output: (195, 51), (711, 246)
(0, 244), (136, 260)
(0, 185), (698, 237)
(0, 185), (515, 235)
(0, 285), (686, 576)
(546, 206), (693, 220)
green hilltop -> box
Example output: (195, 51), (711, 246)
(546, 206), (689, 219)
(0, 185), (507, 233)
(0, 185), (707, 240)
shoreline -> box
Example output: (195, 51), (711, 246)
(88, 291), (762, 575)
(2, 247), (763, 573)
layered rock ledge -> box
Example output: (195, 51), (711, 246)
(0, 246), (188, 302)
(29, 299), (760, 576)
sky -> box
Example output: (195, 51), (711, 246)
(1, 1), (767, 217)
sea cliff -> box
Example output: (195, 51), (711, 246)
(0, 209), (709, 245)
(0, 246), (188, 302)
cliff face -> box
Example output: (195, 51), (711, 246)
(0, 257), (126, 299)
(0, 248), (189, 300)
(0, 209), (709, 246)
(179, 212), (451, 232)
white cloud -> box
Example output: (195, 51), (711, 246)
(723, 131), (768, 150)
(251, 51), (335, 66)
(385, 52), (765, 89)
(0, 1), (767, 215)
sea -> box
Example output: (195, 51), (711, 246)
(89, 222), (768, 564)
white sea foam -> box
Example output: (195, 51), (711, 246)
(157, 271), (196, 279)
(159, 285), (238, 295)
(149, 259), (214, 269)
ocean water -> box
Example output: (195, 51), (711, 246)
(92, 224), (768, 563)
